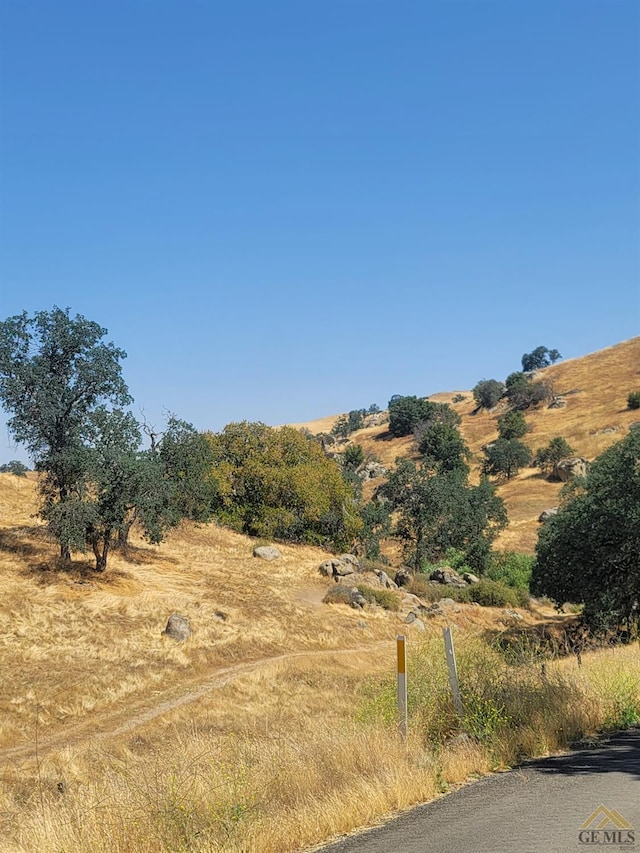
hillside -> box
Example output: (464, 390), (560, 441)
(0, 339), (638, 853)
(291, 337), (640, 553)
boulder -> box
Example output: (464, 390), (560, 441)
(554, 457), (588, 482)
(548, 397), (566, 409)
(350, 587), (367, 609)
(423, 603), (446, 618)
(462, 572), (480, 585)
(394, 568), (412, 587)
(502, 609), (523, 621)
(363, 413), (388, 428)
(539, 507), (559, 523)
(162, 614), (191, 642)
(253, 545), (282, 560)
(401, 593), (423, 610)
(429, 567), (467, 588)
(318, 560), (335, 578)
(376, 570), (398, 589)
(318, 554), (360, 581)
(358, 461), (388, 480)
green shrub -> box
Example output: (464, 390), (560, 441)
(408, 574), (471, 603)
(487, 552), (534, 591)
(356, 584), (400, 611)
(469, 579), (520, 608)
(627, 391), (640, 410)
(323, 586), (354, 606)
(472, 379), (505, 410)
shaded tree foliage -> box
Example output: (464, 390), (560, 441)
(533, 436), (575, 478)
(389, 396), (460, 438)
(343, 443), (365, 471)
(0, 308), (131, 560)
(483, 438), (532, 480)
(472, 379), (505, 410)
(496, 410), (528, 440)
(358, 499), (392, 561)
(0, 460), (29, 476)
(331, 409), (367, 438)
(531, 431), (640, 633)
(521, 346), (562, 372)
(379, 459), (507, 571)
(505, 372), (553, 411)
(415, 421), (471, 474)
(0, 308), (218, 571)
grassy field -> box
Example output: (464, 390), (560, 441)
(1, 337), (639, 852)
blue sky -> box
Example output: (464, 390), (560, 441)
(1, 0), (638, 463)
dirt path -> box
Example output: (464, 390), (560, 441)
(0, 642), (390, 766)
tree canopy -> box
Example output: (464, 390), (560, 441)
(521, 346), (562, 372)
(483, 438), (532, 480)
(207, 422), (361, 549)
(0, 308), (131, 560)
(379, 459), (507, 571)
(531, 430), (640, 632)
(472, 379), (505, 410)
(533, 436), (574, 478)
(0, 308), (218, 571)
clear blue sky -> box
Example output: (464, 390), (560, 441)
(1, 0), (638, 463)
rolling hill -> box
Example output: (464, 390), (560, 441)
(290, 336), (640, 553)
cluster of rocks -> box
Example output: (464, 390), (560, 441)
(357, 460), (388, 480)
(429, 567), (479, 587)
(318, 557), (481, 629)
(318, 553), (363, 581)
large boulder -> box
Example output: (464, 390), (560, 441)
(554, 457), (588, 482)
(376, 570), (398, 589)
(318, 554), (360, 581)
(429, 567), (467, 588)
(253, 545), (282, 560)
(162, 614), (191, 642)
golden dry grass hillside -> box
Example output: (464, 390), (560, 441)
(0, 465), (581, 853)
(0, 473), (552, 757)
(292, 337), (640, 553)
(1, 345), (639, 852)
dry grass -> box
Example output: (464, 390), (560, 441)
(1, 338), (639, 851)
(2, 635), (638, 853)
(299, 337), (640, 552)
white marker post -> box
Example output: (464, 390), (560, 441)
(397, 634), (408, 741)
(443, 626), (463, 716)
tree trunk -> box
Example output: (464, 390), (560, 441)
(116, 511), (137, 550)
(60, 543), (71, 561)
(92, 532), (110, 572)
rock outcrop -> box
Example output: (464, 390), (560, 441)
(554, 457), (588, 482)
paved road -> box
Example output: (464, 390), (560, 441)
(318, 728), (640, 853)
